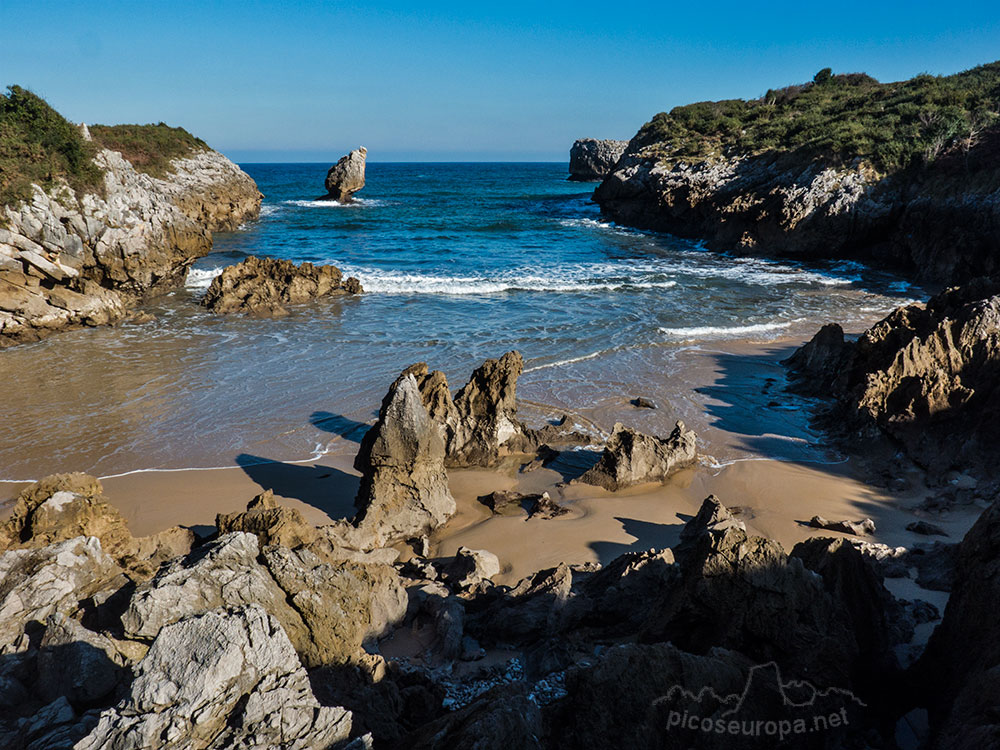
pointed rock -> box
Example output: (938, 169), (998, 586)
(353, 374), (456, 547)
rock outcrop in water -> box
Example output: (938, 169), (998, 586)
(320, 147), (367, 202)
(787, 278), (1000, 481)
(0, 141), (261, 347)
(201, 256), (363, 315)
(568, 138), (628, 181)
(578, 421), (697, 490)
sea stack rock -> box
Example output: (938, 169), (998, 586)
(321, 146), (367, 202)
(568, 138), (628, 181)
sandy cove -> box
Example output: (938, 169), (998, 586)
(1, 450), (975, 591)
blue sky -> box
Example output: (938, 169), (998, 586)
(3, 1), (999, 161)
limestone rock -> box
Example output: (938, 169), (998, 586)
(441, 547), (501, 589)
(353, 374), (456, 547)
(592, 136), (1000, 286)
(321, 147), (367, 202)
(578, 421), (696, 491)
(0, 473), (193, 580)
(201, 255), (363, 315)
(0, 536), (123, 647)
(568, 138), (629, 181)
(216, 489), (319, 548)
(1, 146), (261, 348)
(526, 492), (568, 519)
(76, 605), (353, 750)
(122, 531), (405, 667)
(915, 497), (1000, 748)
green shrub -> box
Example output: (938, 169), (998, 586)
(89, 123), (208, 179)
(634, 61), (1000, 173)
(0, 85), (103, 208)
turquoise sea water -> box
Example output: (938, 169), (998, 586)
(1, 163), (918, 480)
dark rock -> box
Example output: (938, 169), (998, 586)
(789, 278), (1000, 481)
(907, 520), (949, 537)
(477, 489), (532, 516)
(915, 496), (1000, 749)
(631, 396), (657, 409)
(578, 421), (697, 491)
(320, 146), (367, 202)
(808, 515), (876, 536)
(201, 255), (362, 315)
(783, 322), (852, 391)
(441, 547), (501, 589)
(526, 492), (568, 520)
(568, 139), (628, 181)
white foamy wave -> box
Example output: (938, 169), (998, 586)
(281, 197), (386, 208)
(259, 204), (280, 217)
(524, 350), (609, 373)
(559, 217), (638, 236)
(185, 267), (224, 291)
(347, 268), (677, 296)
(659, 320), (800, 340)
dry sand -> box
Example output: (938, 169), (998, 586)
(1, 449), (976, 589)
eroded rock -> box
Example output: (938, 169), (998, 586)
(321, 147), (367, 203)
(353, 374), (456, 547)
(579, 421), (696, 491)
(202, 255), (362, 315)
(568, 138), (629, 181)
(77, 605), (353, 750)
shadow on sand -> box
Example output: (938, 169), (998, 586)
(589, 516), (686, 564)
(236, 453), (358, 521)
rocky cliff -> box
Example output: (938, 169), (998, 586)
(593, 64), (1000, 284)
(787, 277), (1000, 483)
(567, 138), (628, 181)
(0, 121), (261, 347)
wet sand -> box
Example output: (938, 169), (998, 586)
(1, 333), (977, 589)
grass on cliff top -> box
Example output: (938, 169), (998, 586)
(89, 123), (209, 179)
(634, 61), (1000, 173)
(0, 85), (103, 209)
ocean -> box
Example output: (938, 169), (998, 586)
(0, 162), (918, 480)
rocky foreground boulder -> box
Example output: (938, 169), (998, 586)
(787, 277), (1000, 481)
(201, 255), (362, 315)
(578, 420), (697, 490)
(915, 494), (1000, 749)
(320, 147), (367, 202)
(0, 473), (193, 579)
(1, 139), (261, 347)
(78, 605), (354, 750)
(122, 531), (406, 667)
(568, 138), (628, 181)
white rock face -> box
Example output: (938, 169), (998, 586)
(0, 536), (123, 648)
(0, 147), (261, 347)
(76, 605), (353, 750)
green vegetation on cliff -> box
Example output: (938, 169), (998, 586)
(89, 123), (208, 179)
(0, 85), (103, 208)
(635, 61), (1000, 173)
(0, 85), (212, 210)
